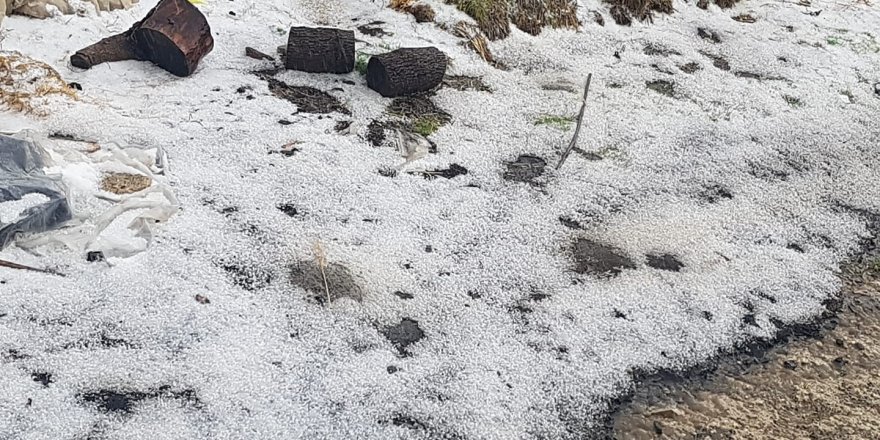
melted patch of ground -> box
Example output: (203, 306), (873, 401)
(613, 257), (880, 439)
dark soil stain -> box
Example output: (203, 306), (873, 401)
(418, 164), (468, 180)
(573, 239), (636, 277)
(357, 21), (391, 37)
(290, 260), (363, 304)
(559, 216), (583, 230)
(442, 75), (491, 92)
(387, 96), (451, 123)
(80, 386), (202, 415)
(31, 372), (53, 387)
(503, 155), (547, 183)
(266, 78), (350, 115)
(679, 62), (701, 73)
(646, 79), (675, 97)
(276, 203), (299, 217)
(367, 120), (386, 146)
(646, 253), (684, 272)
(219, 261), (274, 291)
(701, 51), (731, 71)
(643, 43), (681, 56)
(381, 318), (425, 355)
(393, 291), (414, 300)
(697, 27), (722, 43)
(699, 184), (733, 203)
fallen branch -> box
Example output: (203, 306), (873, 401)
(0, 259), (64, 276)
(555, 73), (592, 170)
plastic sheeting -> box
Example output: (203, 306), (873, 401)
(0, 133), (72, 250)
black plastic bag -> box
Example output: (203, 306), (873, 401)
(0, 134), (72, 250)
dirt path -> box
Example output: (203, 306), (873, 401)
(613, 258), (880, 439)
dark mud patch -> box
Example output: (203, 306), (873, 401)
(645, 253), (684, 272)
(646, 79), (675, 97)
(290, 260), (364, 304)
(79, 386), (202, 415)
(700, 51), (731, 71)
(679, 62), (701, 74)
(381, 318), (425, 355)
(388, 96), (451, 123)
(609, 248), (880, 439)
(266, 78), (350, 115)
(503, 155), (547, 184)
(697, 27), (722, 43)
(698, 183), (733, 203)
(357, 21), (391, 37)
(218, 260), (274, 291)
(417, 164), (469, 180)
(572, 239), (636, 277)
(32, 372), (53, 387)
(367, 120), (387, 146)
(442, 75), (491, 92)
(643, 43), (681, 57)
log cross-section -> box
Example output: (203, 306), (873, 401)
(366, 47), (446, 97)
(284, 27), (355, 74)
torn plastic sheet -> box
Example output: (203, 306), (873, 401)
(0, 133), (72, 250)
(15, 136), (179, 259)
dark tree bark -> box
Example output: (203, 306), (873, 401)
(284, 27), (355, 73)
(70, 0), (213, 77)
(70, 32), (142, 70)
(366, 47), (446, 97)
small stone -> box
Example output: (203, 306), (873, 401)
(593, 11), (604, 26)
(387, 365), (399, 374)
(874, 82), (880, 97)
(195, 294), (210, 304)
(834, 338), (846, 348)
(783, 360), (797, 370)
(68, 82), (83, 91)
(697, 0), (708, 8)
(392, 291), (414, 300)
(832, 356), (848, 368)
(278, 119), (292, 126)
(86, 251), (105, 263)
(854, 342), (866, 350)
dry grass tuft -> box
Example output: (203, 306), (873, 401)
(449, 0), (511, 40)
(0, 51), (78, 116)
(312, 241), (331, 305)
(453, 22), (496, 63)
(101, 173), (153, 194)
(605, 0), (673, 25)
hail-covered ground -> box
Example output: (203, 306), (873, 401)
(1, 0), (879, 438)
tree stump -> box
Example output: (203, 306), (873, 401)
(284, 27), (355, 74)
(366, 47), (446, 97)
(70, 0), (213, 77)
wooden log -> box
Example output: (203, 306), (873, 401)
(131, 0), (214, 77)
(366, 47), (446, 97)
(284, 27), (355, 74)
(71, 32), (143, 70)
(70, 0), (213, 77)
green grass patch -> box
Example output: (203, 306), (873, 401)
(355, 53), (370, 76)
(412, 116), (442, 136)
(826, 36), (843, 46)
(534, 114), (575, 130)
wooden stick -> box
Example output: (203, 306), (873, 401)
(556, 73), (593, 170)
(0, 259), (63, 276)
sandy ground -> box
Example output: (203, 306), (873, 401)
(613, 257), (880, 439)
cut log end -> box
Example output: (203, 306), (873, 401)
(366, 47), (446, 97)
